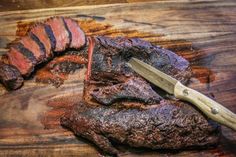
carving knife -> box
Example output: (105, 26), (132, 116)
(127, 57), (236, 131)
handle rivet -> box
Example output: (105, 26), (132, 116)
(183, 89), (189, 96)
(211, 108), (219, 114)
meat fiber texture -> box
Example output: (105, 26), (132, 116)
(61, 36), (221, 155)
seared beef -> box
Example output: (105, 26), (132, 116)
(29, 32), (47, 62)
(44, 24), (57, 54)
(84, 36), (191, 106)
(7, 46), (35, 76)
(20, 35), (45, 63)
(61, 35), (220, 155)
(61, 101), (220, 155)
(30, 23), (53, 58)
(63, 17), (86, 49)
(35, 53), (87, 87)
(45, 17), (70, 52)
(89, 76), (162, 105)
(0, 62), (23, 90)
(1, 16), (86, 89)
(88, 36), (191, 84)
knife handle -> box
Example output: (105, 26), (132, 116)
(174, 81), (236, 131)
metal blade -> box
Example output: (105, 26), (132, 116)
(127, 58), (178, 94)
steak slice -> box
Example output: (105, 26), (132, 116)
(30, 23), (53, 58)
(63, 17), (86, 49)
(7, 45), (36, 76)
(61, 101), (221, 155)
(45, 17), (70, 52)
(20, 35), (45, 63)
(0, 62), (23, 90)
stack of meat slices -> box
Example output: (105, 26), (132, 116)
(61, 36), (221, 155)
(0, 17), (86, 90)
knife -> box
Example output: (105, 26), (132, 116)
(127, 58), (236, 131)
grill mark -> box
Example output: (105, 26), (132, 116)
(29, 32), (47, 61)
(13, 43), (37, 65)
(62, 17), (72, 46)
(44, 24), (56, 51)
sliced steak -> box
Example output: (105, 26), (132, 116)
(0, 62), (23, 90)
(20, 35), (45, 63)
(7, 45), (36, 76)
(0, 17), (87, 90)
(45, 17), (70, 52)
(30, 23), (53, 59)
(61, 101), (221, 155)
(63, 17), (86, 49)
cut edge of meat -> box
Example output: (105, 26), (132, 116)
(20, 35), (45, 64)
(7, 47), (34, 76)
(44, 24), (56, 51)
(29, 32), (47, 63)
(30, 23), (54, 58)
(0, 61), (24, 90)
(45, 17), (70, 52)
(85, 37), (95, 81)
(62, 17), (72, 46)
(63, 17), (86, 49)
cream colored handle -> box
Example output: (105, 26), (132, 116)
(174, 81), (236, 131)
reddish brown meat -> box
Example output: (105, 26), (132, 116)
(20, 35), (45, 63)
(64, 18), (86, 49)
(30, 24), (53, 58)
(45, 17), (70, 52)
(7, 47), (34, 76)
(1, 17), (87, 90)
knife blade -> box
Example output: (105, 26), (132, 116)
(127, 57), (236, 131)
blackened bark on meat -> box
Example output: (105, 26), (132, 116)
(0, 62), (23, 90)
(91, 77), (162, 105)
(61, 101), (221, 156)
(62, 17), (72, 45)
(13, 43), (37, 65)
(90, 36), (191, 84)
(85, 36), (192, 106)
(44, 24), (56, 50)
(29, 32), (47, 62)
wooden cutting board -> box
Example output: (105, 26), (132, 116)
(0, 0), (236, 156)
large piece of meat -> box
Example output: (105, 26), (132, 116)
(61, 36), (221, 155)
(61, 101), (220, 155)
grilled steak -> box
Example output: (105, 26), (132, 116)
(86, 36), (191, 83)
(0, 16), (86, 89)
(61, 36), (221, 155)
(84, 36), (191, 106)
(61, 101), (220, 155)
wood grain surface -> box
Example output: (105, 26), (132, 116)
(0, 0), (156, 12)
(0, 0), (236, 156)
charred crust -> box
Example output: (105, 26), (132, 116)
(13, 42), (37, 65)
(29, 32), (47, 62)
(62, 17), (72, 47)
(44, 24), (56, 51)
